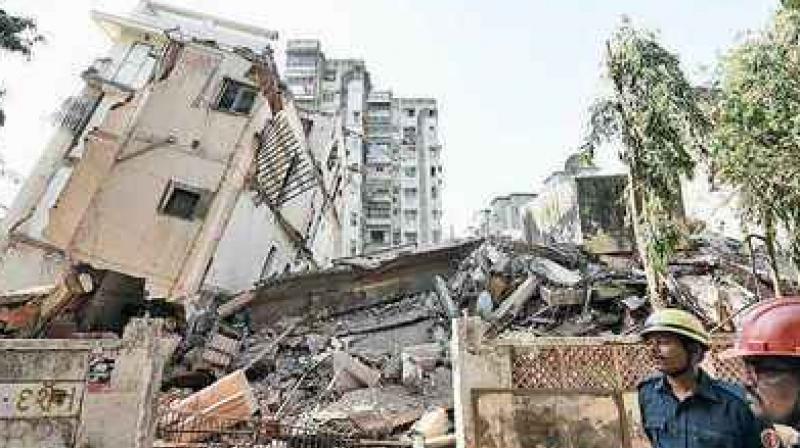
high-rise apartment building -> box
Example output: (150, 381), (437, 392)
(285, 40), (444, 254)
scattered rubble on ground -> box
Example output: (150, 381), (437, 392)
(3, 234), (797, 445)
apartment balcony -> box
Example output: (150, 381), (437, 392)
(56, 92), (102, 136)
(368, 91), (393, 103)
(287, 39), (322, 52)
(82, 51), (156, 91)
(366, 215), (392, 227)
(400, 178), (419, 189)
(365, 116), (392, 126)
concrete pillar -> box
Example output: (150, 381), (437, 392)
(451, 317), (517, 448)
(78, 318), (175, 448)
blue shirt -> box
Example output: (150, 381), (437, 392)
(638, 369), (763, 448)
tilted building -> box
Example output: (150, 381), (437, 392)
(0, 1), (349, 301)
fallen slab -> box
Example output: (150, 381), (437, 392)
(163, 369), (258, 443)
(333, 350), (381, 392)
(530, 257), (582, 287)
(411, 407), (448, 439)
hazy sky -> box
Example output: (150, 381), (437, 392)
(0, 0), (779, 232)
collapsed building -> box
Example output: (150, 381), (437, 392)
(2, 3), (798, 448)
(0, 1), (357, 337)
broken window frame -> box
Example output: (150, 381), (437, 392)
(215, 78), (258, 115)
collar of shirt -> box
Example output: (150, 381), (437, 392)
(652, 369), (723, 403)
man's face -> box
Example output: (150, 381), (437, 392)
(744, 358), (800, 425)
(645, 332), (691, 376)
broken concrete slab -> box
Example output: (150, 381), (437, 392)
(402, 343), (445, 387)
(411, 407), (448, 439)
(434, 276), (459, 318)
(590, 284), (627, 301)
(332, 351), (381, 392)
(541, 285), (585, 306)
(530, 257), (582, 287)
(422, 433), (456, 447)
(316, 385), (431, 437)
(200, 332), (240, 375)
(489, 276), (539, 325)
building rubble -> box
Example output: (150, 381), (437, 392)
(146, 229), (796, 446)
(0, 227), (795, 446)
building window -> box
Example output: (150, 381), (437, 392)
(404, 167), (417, 177)
(404, 232), (418, 244)
(431, 187), (438, 199)
(370, 230), (386, 243)
(298, 118), (314, 139)
(327, 143), (339, 170)
(350, 240), (358, 256)
(429, 126), (435, 132)
(323, 69), (337, 81)
(428, 109), (437, 118)
(216, 79), (257, 114)
(393, 232), (401, 245)
(159, 181), (205, 220)
(402, 127), (416, 145)
(405, 108), (415, 118)
(353, 111), (361, 120)
(322, 91), (335, 103)
(351, 212), (358, 227)
(403, 188), (418, 199)
(430, 167), (436, 177)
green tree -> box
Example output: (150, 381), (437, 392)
(585, 20), (709, 307)
(712, 8), (800, 292)
(783, 0), (800, 10)
(0, 8), (43, 127)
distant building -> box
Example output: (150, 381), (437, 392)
(468, 193), (536, 241)
(523, 165), (633, 253)
(284, 40), (444, 254)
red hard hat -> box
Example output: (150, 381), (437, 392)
(723, 298), (800, 358)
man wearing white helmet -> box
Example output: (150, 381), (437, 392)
(638, 308), (762, 447)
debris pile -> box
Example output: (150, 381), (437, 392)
(232, 292), (452, 439)
(1, 234), (785, 445)
(151, 233), (800, 445)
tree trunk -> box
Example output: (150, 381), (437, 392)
(628, 172), (667, 308)
(764, 213), (783, 298)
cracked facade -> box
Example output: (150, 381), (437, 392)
(0, 1), (349, 299)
